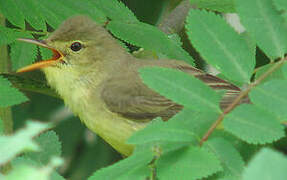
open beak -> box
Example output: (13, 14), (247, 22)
(16, 38), (64, 73)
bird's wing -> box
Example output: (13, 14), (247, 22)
(101, 72), (182, 120)
(101, 62), (245, 121)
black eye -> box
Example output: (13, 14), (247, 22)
(70, 42), (82, 52)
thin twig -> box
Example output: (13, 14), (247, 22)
(199, 57), (287, 146)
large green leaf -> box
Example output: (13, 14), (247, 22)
(11, 40), (38, 71)
(242, 148), (287, 180)
(255, 63), (287, 83)
(15, 0), (46, 30)
(171, 108), (219, 137)
(24, 131), (62, 165)
(250, 80), (287, 121)
(11, 157), (64, 180)
(236, 0), (287, 59)
(88, 149), (153, 180)
(204, 138), (244, 179)
(273, 0), (287, 21)
(157, 146), (222, 180)
(128, 118), (199, 145)
(0, 117), (3, 135)
(186, 10), (255, 83)
(0, 0), (25, 28)
(139, 67), (221, 113)
(0, 121), (51, 165)
(0, 76), (28, 107)
(0, 26), (29, 45)
(190, 0), (235, 13)
(108, 21), (195, 65)
(223, 104), (284, 144)
(6, 157), (63, 180)
(37, 0), (106, 28)
(93, 0), (138, 23)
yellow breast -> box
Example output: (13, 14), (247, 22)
(43, 66), (147, 156)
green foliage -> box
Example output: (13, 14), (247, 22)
(0, 117), (3, 135)
(0, 0), (287, 179)
(107, 21), (195, 65)
(242, 148), (287, 180)
(223, 104), (284, 144)
(0, 121), (51, 165)
(0, 76), (28, 107)
(273, 0), (287, 20)
(94, 0), (138, 23)
(186, 10), (255, 83)
(11, 40), (38, 71)
(250, 80), (287, 121)
(128, 117), (199, 145)
(24, 131), (62, 165)
(204, 137), (244, 179)
(255, 63), (287, 83)
(190, 0), (235, 13)
(88, 148), (153, 180)
(0, 0), (106, 29)
(157, 147), (222, 180)
(0, 0), (25, 28)
(236, 0), (287, 59)
(7, 157), (63, 180)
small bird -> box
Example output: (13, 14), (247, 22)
(17, 16), (247, 156)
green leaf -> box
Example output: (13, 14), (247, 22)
(273, 0), (287, 9)
(157, 147), (222, 180)
(236, 0), (287, 59)
(186, 10), (255, 83)
(204, 138), (244, 179)
(25, 131), (62, 165)
(57, 0), (106, 24)
(0, 76), (28, 107)
(171, 108), (219, 137)
(128, 118), (199, 145)
(242, 148), (287, 180)
(35, 0), (68, 28)
(0, 73), (58, 98)
(190, 0), (236, 13)
(0, 26), (32, 46)
(93, 0), (138, 23)
(0, 26), (18, 45)
(250, 80), (287, 121)
(272, 0), (287, 20)
(39, 38), (53, 60)
(11, 40), (38, 71)
(88, 149), (153, 180)
(16, 0), (46, 30)
(282, 63), (287, 78)
(0, 117), (3, 135)
(6, 156), (63, 180)
(12, 157), (65, 180)
(0, 121), (51, 165)
(139, 67), (221, 112)
(255, 63), (287, 83)
(0, 0), (25, 28)
(223, 104), (284, 144)
(37, 0), (107, 28)
(107, 21), (195, 65)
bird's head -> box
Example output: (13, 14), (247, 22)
(17, 16), (125, 74)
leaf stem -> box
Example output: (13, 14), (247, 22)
(199, 57), (286, 146)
